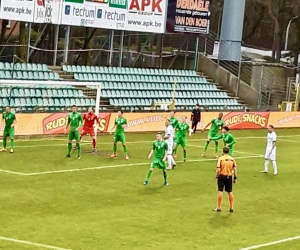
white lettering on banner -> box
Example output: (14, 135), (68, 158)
(110, 0), (126, 5)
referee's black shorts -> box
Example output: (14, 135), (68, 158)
(218, 175), (233, 193)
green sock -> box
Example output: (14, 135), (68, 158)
(183, 149), (186, 158)
(146, 170), (153, 181)
(10, 139), (14, 149)
(215, 143), (219, 154)
(173, 147), (177, 155)
(204, 142), (209, 152)
(113, 144), (117, 154)
(163, 171), (167, 182)
(3, 138), (7, 148)
(67, 143), (72, 154)
(77, 143), (81, 156)
(123, 145), (127, 154)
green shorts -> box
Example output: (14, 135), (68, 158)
(114, 132), (126, 143)
(3, 127), (14, 138)
(208, 132), (218, 139)
(175, 136), (186, 148)
(151, 158), (166, 170)
(68, 131), (80, 141)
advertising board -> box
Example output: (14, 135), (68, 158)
(0, 0), (35, 22)
(34, 0), (63, 24)
(0, 0), (167, 33)
(4, 112), (300, 136)
(60, 0), (127, 29)
(166, 0), (211, 34)
(126, 0), (167, 33)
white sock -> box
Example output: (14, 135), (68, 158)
(167, 155), (172, 169)
(264, 160), (269, 171)
(171, 156), (176, 165)
(272, 161), (278, 174)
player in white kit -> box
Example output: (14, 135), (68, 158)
(164, 119), (176, 170)
(261, 125), (278, 175)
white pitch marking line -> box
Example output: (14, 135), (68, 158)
(279, 139), (300, 143)
(16, 142), (90, 148)
(0, 236), (71, 250)
(188, 144), (264, 157)
(11, 134), (300, 143)
(11, 134), (300, 148)
(0, 169), (26, 175)
(23, 155), (261, 176)
(239, 235), (300, 250)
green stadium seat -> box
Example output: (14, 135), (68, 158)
(0, 62), (4, 70)
(37, 64), (43, 71)
(5, 71), (11, 79)
(54, 73), (61, 81)
(38, 72), (45, 80)
(65, 65), (72, 72)
(32, 64), (38, 71)
(0, 71), (5, 79)
(62, 65), (68, 72)
(42, 64), (49, 72)
(4, 62), (11, 70)
(72, 65), (77, 73)
(13, 63), (21, 71)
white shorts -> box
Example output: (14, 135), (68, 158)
(265, 147), (276, 161)
(166, 141), (173, 155)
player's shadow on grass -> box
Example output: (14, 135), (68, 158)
(141, 185), (166, 194)
(209, 213), (234, 228)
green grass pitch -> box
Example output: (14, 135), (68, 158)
(0, 129), (300, 250)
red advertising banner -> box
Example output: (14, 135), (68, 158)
(223, 112), (270, 129)
(42, 113), (111, 134)
(2, 112), (300, 136)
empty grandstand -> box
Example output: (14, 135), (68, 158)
(0, 63), (246, 112)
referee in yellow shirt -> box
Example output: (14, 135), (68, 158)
(214, 147), (237, 213)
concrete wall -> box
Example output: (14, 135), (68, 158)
(197, 53), (259, 106)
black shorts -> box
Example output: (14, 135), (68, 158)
(218, 175), (233, 193)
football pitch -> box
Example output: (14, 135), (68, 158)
(0, 129), (300, 250)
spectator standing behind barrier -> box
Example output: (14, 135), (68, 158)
(190, 104), (201, 133)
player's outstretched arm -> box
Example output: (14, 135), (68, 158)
(148, 149), (154, 159)
(110, 124), (116, 134)
(228, 136), (236, 146)
(210, 134), (223, 141)
(163, 149), (167, 162)
(66, 116), (71, 129)
(11, 118), (17, 128)
(269, 141), (276, 155)
(233, 163), (237, 184)
(202, 121), (212, 132)
(215, 159), (221, 181)
(122, 118), (128, 129)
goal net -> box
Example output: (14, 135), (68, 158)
(0, 80), (101, 137)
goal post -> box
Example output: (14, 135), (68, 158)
(0, 80), (102, 137)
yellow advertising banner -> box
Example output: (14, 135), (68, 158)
(1, 112), (300, 136)
(267, 112), (300, 128)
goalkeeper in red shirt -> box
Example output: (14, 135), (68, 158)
(73, 107), (100, 152)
